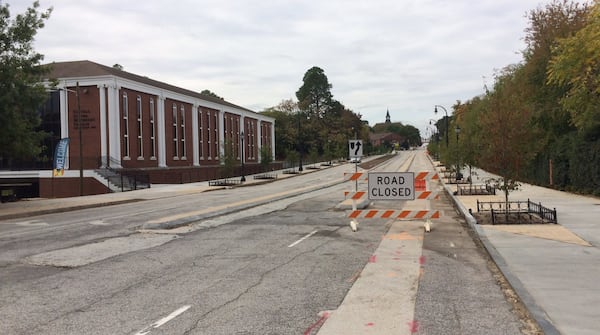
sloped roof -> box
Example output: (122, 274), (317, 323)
(44, 60), (257, 114)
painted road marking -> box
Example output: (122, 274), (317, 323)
(288, 230), (318, 248)
(13, 220), (49, 226)
(134, 305), (191, 335)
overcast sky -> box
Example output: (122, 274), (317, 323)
(15, 0), (551, 136)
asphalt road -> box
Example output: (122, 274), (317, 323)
(0, 151), (534, 334)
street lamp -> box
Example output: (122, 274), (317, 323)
(455, 125), (461, 183)
(434, 105), (449, 147)
(297, 111), (303, 172)
(240, 130), (246, 182)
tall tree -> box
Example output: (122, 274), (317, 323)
(0, 1), (53, 167)
(478, 65), (538, 205)
(295, 66), (333, 119)
(547, 2), (600, 139)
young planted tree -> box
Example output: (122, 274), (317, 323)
(259, 145), (273, 172)
(478, 65), (538, 207)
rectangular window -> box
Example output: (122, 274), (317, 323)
(172, 103), (178, 159)
(180, 105), (186, 159)
(214, 113), (218, 159)
(150, 98), (156, 158)
(137, 96), (143, 158)
(207, 111), (211, 159)
(122, 93), (130, 158)
(198, 110), (203, 159)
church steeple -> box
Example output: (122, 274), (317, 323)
(385, 109), (391, 123)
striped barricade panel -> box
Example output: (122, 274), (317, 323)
(415, 172), (440, 181)
(348, 209), (440, 220)
(343, 172), (368, 182)
(345, 191), (439, 200)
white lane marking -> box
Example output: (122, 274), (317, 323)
(89, 219), (110, 226)
(13, 220), (49, 226)
(134, 305), (191, 335)
(288, 230), (319, 248)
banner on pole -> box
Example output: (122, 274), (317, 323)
(53, 138), (69, 177)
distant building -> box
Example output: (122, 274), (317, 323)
(1, 60), (276, 198)
(369, 132), (404, 147)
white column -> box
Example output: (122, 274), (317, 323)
(270, 121), (275, 160)
(239, 115), (245, 162)
(107, 84), (122, 168)
(157, 96), (167, 167)
(192, 104), (199, 166)
(218, 110), (225, 159)
(98, 85), (107, 167)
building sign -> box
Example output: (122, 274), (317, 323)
(368, 172), (415, 200)
(53, 138), (69, 176)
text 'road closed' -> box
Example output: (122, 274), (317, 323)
(368, 172), (415, 200)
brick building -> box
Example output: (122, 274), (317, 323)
(28, 60), (275, 198)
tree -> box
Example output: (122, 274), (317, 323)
(295, 66), (333, 119)
(548, 2), (600, 139)
(478, 65), (538, 206)
(200, 89), (224, 100)
(0, 1), (53, 168)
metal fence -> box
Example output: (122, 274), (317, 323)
(477, 199), (557, 224)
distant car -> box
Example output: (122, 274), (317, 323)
(349, 157), (361, 163)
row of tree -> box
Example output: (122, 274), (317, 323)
(428, 0), (600, 197)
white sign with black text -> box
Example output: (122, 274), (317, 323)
(368, 172), (415, 200)
(348, 140), (363, 158)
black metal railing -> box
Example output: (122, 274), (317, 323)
(477, 199), (557, 224)
(457, 184), (496, 195)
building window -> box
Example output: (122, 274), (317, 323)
(214, 113), (218, 159)
(172, 103), (178, 159)
(150, 98), (156, 159)
(207, 111), (211, 159)
(180, 105), (186, 159)
(136, 96), (143, 159)
(198, 110), (203, 160)
(122, 93), (130, 158)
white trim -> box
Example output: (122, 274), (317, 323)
(192, 104), (199, 166)
(218, 110), (225, 160)
(55, 75), (275, 125)
(157, 96), (167, 167)
(107, 83), (122, 168)
(98, 85), (107, 167)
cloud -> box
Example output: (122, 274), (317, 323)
(16, 0), (545, 134)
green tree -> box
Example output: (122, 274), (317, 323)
(259, 145), (273, 172)
(548, 2), (600, 139)
(200, 89), (224, 100)
(478, 65), (538, 205)
(295, 66), (333, 119)
(0, 1), (53, 167)
(219, 139), (236, 179)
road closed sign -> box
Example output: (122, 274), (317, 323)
(368, 172), (415, 200)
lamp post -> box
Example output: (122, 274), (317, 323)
(429, 119), (439, 160)
(240, 130), (246, 182)
(434, 105), (449, 147)
(297, 111), (303, 172)
(75, 82), (83, 196)
(455, 125), (461, 184)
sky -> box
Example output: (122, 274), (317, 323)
(12, 0), (551, 137)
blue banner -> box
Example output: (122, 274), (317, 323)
(53, 138), (69, 177)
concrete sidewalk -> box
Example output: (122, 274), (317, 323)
(445, 167), (600, 335)
(0, 169), (304, 221)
